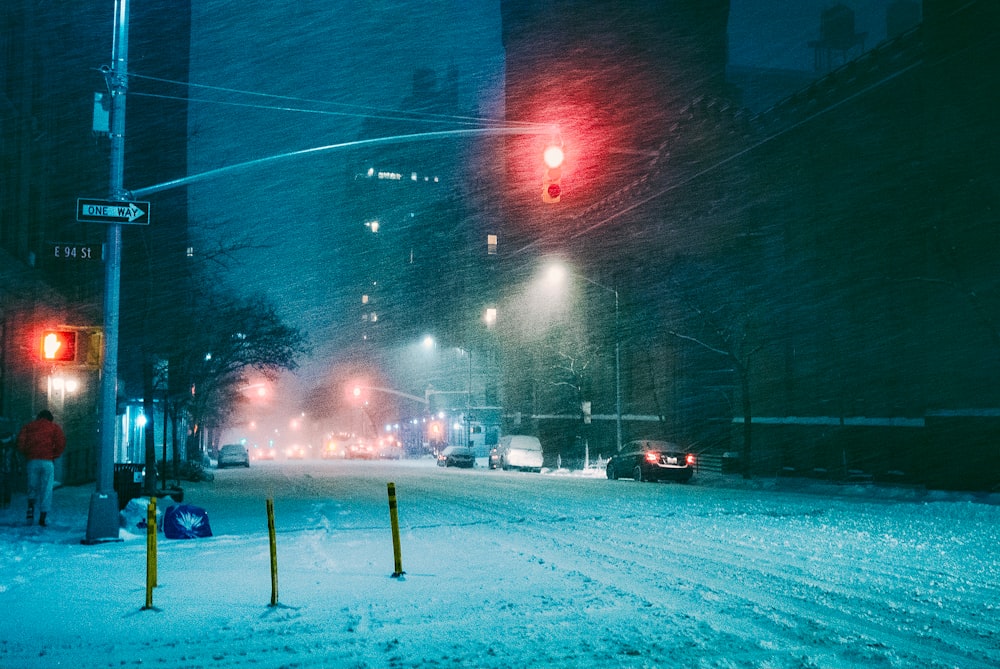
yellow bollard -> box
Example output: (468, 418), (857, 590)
(387, 482), (405, 578)
(143, 496), (157, 610)
(152, 498), (158, 589)
(266, 498), (278, 606)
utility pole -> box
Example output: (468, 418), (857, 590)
(85, 0), (130, 544)
(613, 287), (622, 452)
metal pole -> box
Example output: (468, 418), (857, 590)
(573, 269), (624, 453)
(466, 349), (472, 448)
(85, 0), (128, 544)
(614, 288), (622, 452)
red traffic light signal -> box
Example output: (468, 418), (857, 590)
(543, 145), (564, 169)
(40, 330), (77, 362)
(541, 144), (564, 203)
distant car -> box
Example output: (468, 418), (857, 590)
(437, 446), (475, 468)
(251, 446), (276, 461)
(606, 439), (694, 483)
(488, 446), (501, 469)
(493, 435), (543, 472)
(377, 440), (403, 460)
(217, 444), (250, 469)
(320, 440), (342, 459)
(286, 444), (307, 459)
(347, 439), (376, 459)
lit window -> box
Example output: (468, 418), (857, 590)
(411, 172), (418, 181)
(487, 234), (498, 255)
(362, 294), (369, 304)
(186, 247), (194, 257)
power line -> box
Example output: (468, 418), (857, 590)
(126, 70), (535, 128)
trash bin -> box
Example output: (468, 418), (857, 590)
(113, 463), (145, 510)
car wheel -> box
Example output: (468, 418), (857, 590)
(606, 463), (617, 480)
(632, 465), (644, 482)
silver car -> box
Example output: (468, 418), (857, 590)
(493, 435), (543, 472)
(217, 444), (250, 469)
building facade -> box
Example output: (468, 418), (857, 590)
(498, 0), (999, 487)
(1, 1), (193, 483)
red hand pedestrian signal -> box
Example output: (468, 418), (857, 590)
(40, 330), (77, 362)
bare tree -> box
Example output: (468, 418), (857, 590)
(665, 256), (765, 478)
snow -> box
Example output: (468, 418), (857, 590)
(1, 460), (998, 669)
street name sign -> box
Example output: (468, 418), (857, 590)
(76, 198), (151, 225)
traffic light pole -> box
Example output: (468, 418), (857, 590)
(85, 0), (129, 544)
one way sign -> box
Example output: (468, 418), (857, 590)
(76, 198), (151, 225)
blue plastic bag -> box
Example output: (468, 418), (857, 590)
(163, 503), (213, 539)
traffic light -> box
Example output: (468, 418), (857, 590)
(541, 143), (564, 203)
(40, 330), (77, 362)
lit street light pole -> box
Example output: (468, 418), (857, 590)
(546, 264), (623, 453)
(578, 275), (622, 454)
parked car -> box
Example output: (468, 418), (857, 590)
(493, 435), (543, 472)
(437, 446), (475, 468)
(217, 444), (250, 469)
(606, 439), (694, 483)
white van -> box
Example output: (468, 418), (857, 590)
(492, 435), (543, 472)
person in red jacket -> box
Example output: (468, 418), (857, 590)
(16, 409), (66, 526)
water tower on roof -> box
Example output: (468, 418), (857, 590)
(809, 4), (867, 72)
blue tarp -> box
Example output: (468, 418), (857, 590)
(163, 503), (213, 539)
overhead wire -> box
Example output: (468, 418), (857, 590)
(126, 70), (537, 129)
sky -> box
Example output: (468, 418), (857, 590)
(1, 460), (997, 668)
(728, 0), (905, 70)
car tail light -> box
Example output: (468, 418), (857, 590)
(645, 452), (659, 463)
(686, 454), (696, 466)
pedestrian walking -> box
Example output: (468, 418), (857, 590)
(16, 410), (66, 526)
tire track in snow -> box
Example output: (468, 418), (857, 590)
(433, 476), (997, 669)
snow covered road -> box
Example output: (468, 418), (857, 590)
(1, 459), (997, 668)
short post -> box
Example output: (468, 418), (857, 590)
(143, 496), (157, 609)
(386, 482), (405, 578)
(266, 498), (278, 606)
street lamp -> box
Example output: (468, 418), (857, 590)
(420, 335), (474, 448)
(546, 262), (623, 452)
